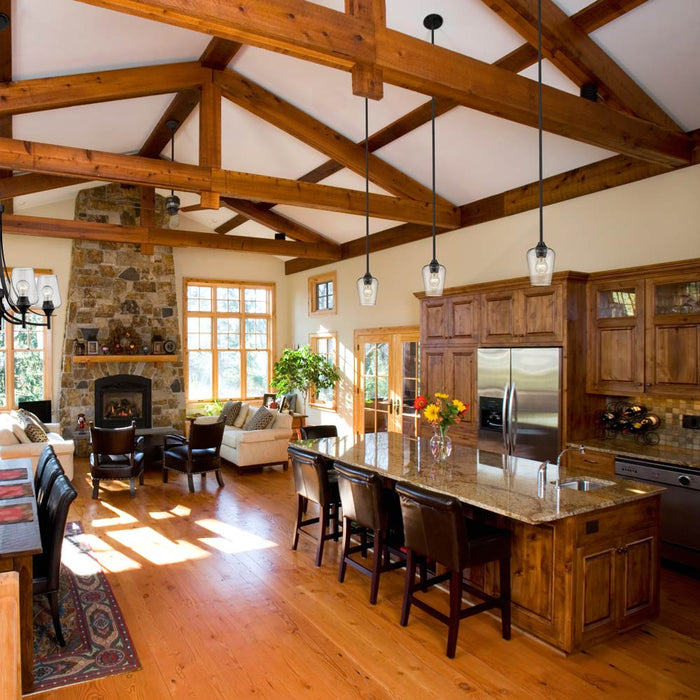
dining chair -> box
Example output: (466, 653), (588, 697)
(33, 472), (78, 646)
(288, 445), (342, 567)
(334, 461), (405, 604)
(395, 481), (511, 658)
(162, 418), (226, 493)
(35, 454), (65, 513)
(89, 421), (144, 499)
(33, 444), (58, 491)
(300, 425), (338, 440)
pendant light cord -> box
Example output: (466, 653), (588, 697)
(537, 0), (544, 246)
(364, 97), (370, 276)
(430, 27), (437, 263)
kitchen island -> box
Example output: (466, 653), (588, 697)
(293, 432), (664, 653)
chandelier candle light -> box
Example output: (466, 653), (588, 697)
(0, 202), (61, 329)
(414, 392), (469, 461)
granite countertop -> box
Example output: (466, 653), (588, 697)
(292, 433), (663, 526)
(569, 437), (699, 469)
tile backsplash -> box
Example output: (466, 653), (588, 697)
(605, 396), (700, 450)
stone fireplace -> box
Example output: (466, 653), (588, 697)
(59, 236), (186, 434)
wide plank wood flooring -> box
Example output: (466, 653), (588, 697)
(33, 457), (700, 699)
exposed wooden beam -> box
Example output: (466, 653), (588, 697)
(76, 0), (693, 167)
(3, 213), (341, 259)
(0, 62), (207, 117)
(0, 173), (87, 199)
(482, 0), (679, 130)
(221, 197), (336, 246)
(0, 137), (460, 227)
(347, 0), (385, 100)
(200, 38), (243, 69)
(219, 69), (450, 204)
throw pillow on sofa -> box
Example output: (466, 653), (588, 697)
(15, 410), (49, 443)
(233, 403), (250, 428)
(222, 401), (242, 426)
(244, 406), (275, 431)
(17, 407), (50, 434)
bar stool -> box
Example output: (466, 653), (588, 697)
(334, 462), (405, 604)
(300, 425), (338, 440)
(288, 446), (342, 567)
(395, 481), (511, 658)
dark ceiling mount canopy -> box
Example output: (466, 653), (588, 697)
(165, 119), (181, 229)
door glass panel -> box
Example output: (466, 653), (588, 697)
(363, 342), (390, 434)
(654, 281), (700, 315)
(597, 289), (636, 318)
(401, 341), (420, 437)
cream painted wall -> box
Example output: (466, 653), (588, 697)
(286, 164), (700, 434)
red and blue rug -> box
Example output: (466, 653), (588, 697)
(33, 521), (140, 692)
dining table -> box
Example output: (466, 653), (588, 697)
(0, 457), (41, 694)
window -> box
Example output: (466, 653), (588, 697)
(308, 271), (336, 316)
(0, 312), (52, 409)
(184, 280), (274, 403)
(309, 332), (337, 410)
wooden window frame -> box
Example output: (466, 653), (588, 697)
(183, 278), (275, 405)
(309, 331), (338, 411)
(308, 271), (337, 317)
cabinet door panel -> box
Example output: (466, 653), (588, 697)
(598, 327), (638, 383)
(450, 348), (475, 427)
(422, 348), (446, 400)
(451, 296), (479, 342)
(482, 293), (515, 342)
(619, 532), (658, 630)
(422, 300), (448, 342)
(521, 287), (562, 341)
(510, 522), (555, 621)
(647, 324), (699, 393)
(578, 546), (617, 641)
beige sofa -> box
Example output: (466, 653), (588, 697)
(0, 415), (75, 480)
(196, 403), (293, 472)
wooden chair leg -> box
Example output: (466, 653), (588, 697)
(129, 478), (136, 498)
(400, 549), (417, 626)
(91, 478), (99, 499)
(446, 570), (462, 658)
(215, 469), (225, 488)
(139, 471), (144, 485)
(338, 516), (351, 583)
(316, 506), (329, 567)
(500, 554), (511, 640)
(187, 474), (195, 493)
(369, 528), (384, 605)
(162, 468), (168, 483)
(48, 591), (66, 647)
(292, 495), (304, 551)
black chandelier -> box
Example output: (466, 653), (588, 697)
(165, 119), (181, 229)
(526, 0), (556, 286)
(0, 202), (61, 328)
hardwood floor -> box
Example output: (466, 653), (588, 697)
(35, 457), (700, 699)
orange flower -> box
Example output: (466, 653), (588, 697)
(414, 395), (428, 410)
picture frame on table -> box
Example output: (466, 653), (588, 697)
(152, 341), (164, 355)
(86, 341), (99, 355)
(263, 393), (277, 408)
(278, 393), (297, 413)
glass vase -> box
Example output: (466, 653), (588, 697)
(429, 426), (452, 461)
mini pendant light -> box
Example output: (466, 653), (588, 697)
(165, 119), (181, 230)
(526, 0), (555, 286)
(421, 13), (446, 297)
(357, 97), (378, 305)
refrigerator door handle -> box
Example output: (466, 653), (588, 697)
(502, 382), (510, 451)
(509, 383), (519, 453)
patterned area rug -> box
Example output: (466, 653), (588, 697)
(33, 521), (140, 692)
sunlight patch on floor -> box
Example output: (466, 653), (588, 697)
(90, 500), (139, 527)
(107, 526), (210, 565)
(71, 532), (143, 573)
(195, 518), (278, 554)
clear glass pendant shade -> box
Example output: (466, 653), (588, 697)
(10, 268), (39, 306)
(36, 274), (62, 311)
(357, 273), (378, 306)
(422, 261), (446, 296)
(526, 244), (555, 286)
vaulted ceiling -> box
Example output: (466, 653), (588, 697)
(1, 0), (698, 273)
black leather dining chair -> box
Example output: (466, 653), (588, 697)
(288, 445), (342, 567)
(300, 425), (338, 440)
(90, 421), (144, 499)
(35, 454), (65, 513)
(334, 461), (405, 604)
(33, 472), (78, 646)
(34, 444), (58, 491)
(395, 481), (511, 658)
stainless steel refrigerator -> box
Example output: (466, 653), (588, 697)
(477, 347), (561, 462)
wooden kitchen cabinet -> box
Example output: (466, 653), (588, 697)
(421, 293), (480, 344)
(563, 448), (615, 476)
(587, 262), (700, 397)
(421, 345), (476, 445)
(481, 284), (563, 345)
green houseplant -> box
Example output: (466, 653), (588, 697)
(271, 345), (341, 414)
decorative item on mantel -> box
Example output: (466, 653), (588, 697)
(596, 401), (661, 445)
(109, 324), (141, 355)
(414, 392), (469, 461)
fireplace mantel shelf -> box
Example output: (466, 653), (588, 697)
(71, 354), (177, 363)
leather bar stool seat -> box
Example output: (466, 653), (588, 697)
(300, 425), (338, 440)
(395, 481), (511, 658)
(288, 445), (342, 567)
(334, 461), (405, 604)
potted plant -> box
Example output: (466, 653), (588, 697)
(271, 345), (341, 414)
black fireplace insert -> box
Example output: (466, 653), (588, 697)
(95, 374), (152, 429)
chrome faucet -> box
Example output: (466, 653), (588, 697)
(537, 460), (549, 498)
(556, 444), (585, 468)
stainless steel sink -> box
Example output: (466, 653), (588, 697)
(555, 478), (614, 491)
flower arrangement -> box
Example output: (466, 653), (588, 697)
(414, 392), (469, 439)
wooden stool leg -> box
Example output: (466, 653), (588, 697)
(338, 516), (351, 583)
(215, 469), (225, 488)
(130, 478), (136, 498)
(446, 570), (462, 658)
(187, 474), (195, 493)
(316, 505), (329, 567)
(400, 549), (417, 626)
(48, 591), (66, 647)
(292, 495), (304, 551)
(369, 528), (384, 605)
(91, 478), (99, 499)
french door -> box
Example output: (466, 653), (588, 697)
(354, 327), (420, 436)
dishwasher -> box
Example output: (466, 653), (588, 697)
(615, 456), (700, 571)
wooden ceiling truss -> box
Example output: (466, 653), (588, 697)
(0, 0), (696, 268)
